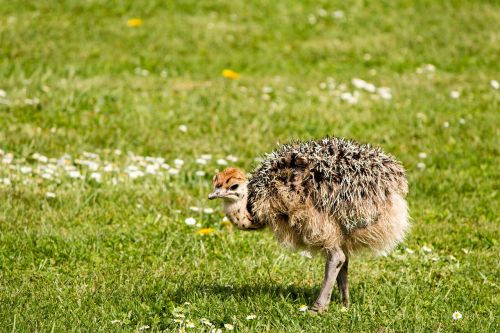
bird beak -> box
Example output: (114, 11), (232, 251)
(208, 188), (222, 200)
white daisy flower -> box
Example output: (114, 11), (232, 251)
(364, 83), (376, 93)
(452, 311), (462, 320)
(332, 10), (345, 19)
(226, 155), (238, 162)
(185, 217), (196, 226)
(490, 80), (499, 90)
(185, 321), (195, 328)
(217, 159), (228, 166)
(298, 305), (309, 312)
(2, 154), (13, 164)
(421, 246), (432, 253)
(24, 97), (40, 105)
(41, 166), (55, 174)
(418, 152), (427, 159)
(0, 89), (6, 98)
(145, 164), (158, 174)
(200, 318), (213, 327)
(126, 165), (139, 172)
(90, 172), (102, 182)
(210, 329), (222, 333)
(169, 168), (179, 175)
(174, 159), (184, 167)
(378, 87), (392, 100)
(458, 118), (466, 125)
(82, 151), (98, 159)
(128, 170), (144, 179)
(450, 91), (460, 99)
(178, 124), (188, 133)
(138, 325), (150, 331)
(203, 208), (214, 214)
(224, 323), (234, 330)
(104, 164), (114, 172)
(351, 78), (368, 90)
(416, 64), (436, 74)
(201, 154), (212, 160)
(45, 192), (56, 198)
(155, 157), (165, 164)
(340, 92), (358, 104)
(88, 161), (99, 171)
(196, 158), (207, 165)
(68, 170), (81, 179)
(245, 314), (257, 320)
(425, 64), (436, 72)
(195, 170), (206, 177)
(41, 173), (53, 180)
(20, 166), (32, 174)
(189, 206), (200, 212)
(317, 8), (327, 17)
(405, 248), (415, 254)
(262, 86), (273, 94)
(299, 250), (313, 259)
(443, 121), (450, 128)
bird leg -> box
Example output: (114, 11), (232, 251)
(309, 247), (345, 313)
(336, 256), (349, 307)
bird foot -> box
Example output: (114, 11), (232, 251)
(308, 303), (329, 314)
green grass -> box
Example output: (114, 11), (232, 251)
(1, 0), (499, 332)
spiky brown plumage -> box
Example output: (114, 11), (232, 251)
(246, 137), (409, 254)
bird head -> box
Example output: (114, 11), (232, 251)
(208, 167), (247, 202)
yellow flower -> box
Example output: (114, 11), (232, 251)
(195, 228), (215, 235)
(222, 69), (240, 80)
(127, 18), (143, 27)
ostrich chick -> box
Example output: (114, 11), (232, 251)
(208, 137), (410, 312)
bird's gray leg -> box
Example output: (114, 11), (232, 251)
(336, 256), (349, 307)
(309, 247), (345, 313)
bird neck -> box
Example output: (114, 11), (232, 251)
(222, 184), (256, 229)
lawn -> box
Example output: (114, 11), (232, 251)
(0, 0), (499, 332)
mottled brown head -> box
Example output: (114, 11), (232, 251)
(208, 167), (247, 201)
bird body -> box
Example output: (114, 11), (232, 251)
(209, 137), (410, 312)
(247, 137), (409, 255)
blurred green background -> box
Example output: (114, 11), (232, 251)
(0, 1), (498, 332)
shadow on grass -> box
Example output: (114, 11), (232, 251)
(171, 282), (345, 304)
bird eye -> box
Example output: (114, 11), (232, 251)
(230, 184), (239, 191)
